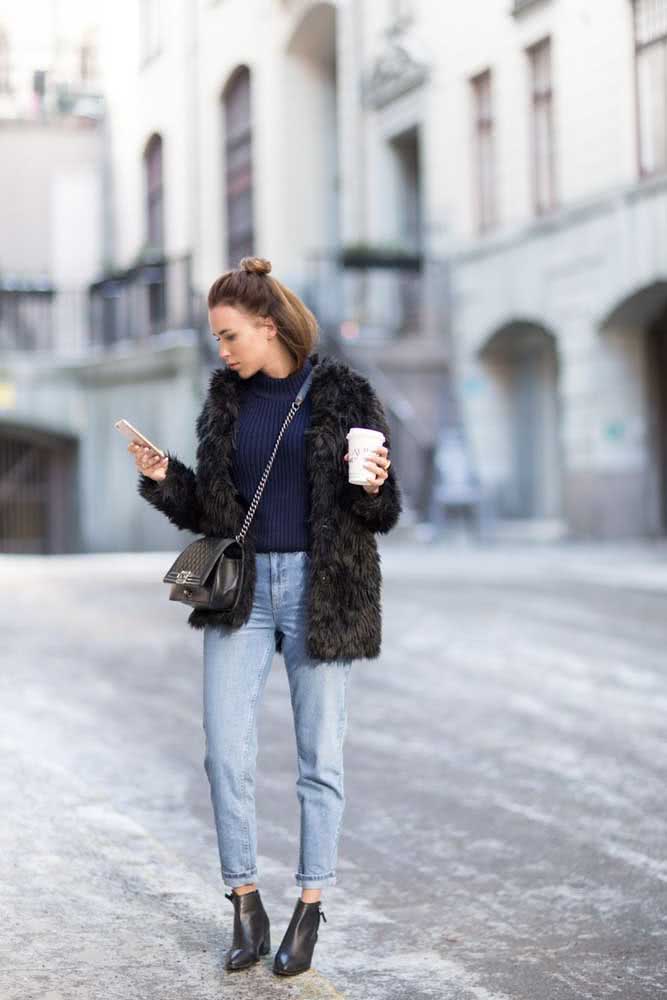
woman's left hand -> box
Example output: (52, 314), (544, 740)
(343, 445), (392, 495)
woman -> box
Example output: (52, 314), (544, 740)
(129, 257), (401, 976)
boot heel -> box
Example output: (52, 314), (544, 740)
(260, 928), (271, 955)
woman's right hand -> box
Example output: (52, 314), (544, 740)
(128, 442), (169, 482)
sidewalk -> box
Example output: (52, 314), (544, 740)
(2, 540), (666, 999)
(378, 537), (667, 592)
(4, 537), (666, 592)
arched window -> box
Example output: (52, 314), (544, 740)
(223, 67), (254, 267)
(144, 133), (164, 250)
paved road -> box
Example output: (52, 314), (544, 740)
(1, 542), (666, 999)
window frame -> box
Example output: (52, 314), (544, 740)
(222, 67), (255, 268)
(527, 35), (557, 216)
(144, 134), (164, 250)
(471, 68), (497, 233)
(632, 0), (667, 177)
(0, 27), (11, 94)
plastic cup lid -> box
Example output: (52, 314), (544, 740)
(346, 427), (385, 440)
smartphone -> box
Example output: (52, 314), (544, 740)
(114, 419), (166, 458)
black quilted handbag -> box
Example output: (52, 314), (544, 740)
(163, 369), (313, 612)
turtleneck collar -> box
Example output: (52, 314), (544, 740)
(245, 356), (313, 399)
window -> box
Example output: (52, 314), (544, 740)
(471, 70), (496, 231)
(527, 37), (556, 215)
(143, 134), (166, 330)
(223, 67), (254, 267)
(80, 37), (96, 84)
(0, 28), (10, 94)
(140, 0), (161, 64)
(144, 134), (164, 249)
(633, 0), (667, 175)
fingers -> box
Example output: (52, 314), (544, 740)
(345, 447), (391, 472)
(370, 446), (391, 469)
(345, 444), (389, 493)
(364, 449), (391, 488)
(128, 442), (167, 478)
(363, 469), (386, 489)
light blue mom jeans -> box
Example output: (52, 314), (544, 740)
(202, 551), (352, 890)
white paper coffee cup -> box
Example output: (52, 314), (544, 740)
(346, 427), (386, 485)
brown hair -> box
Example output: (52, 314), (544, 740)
(207, 257), (319, 369)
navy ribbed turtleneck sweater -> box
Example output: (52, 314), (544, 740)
(231, 358), (312, 553)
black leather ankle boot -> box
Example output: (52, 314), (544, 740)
(272, 898), (327, 976)
(224, 888), (271, 971)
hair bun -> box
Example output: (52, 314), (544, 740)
(239, 256), (272, 276)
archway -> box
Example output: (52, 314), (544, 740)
(601, 281), (667, 535)
(647, 306), (667, 531)
(479, 321), (562, 520)
(0, 421), (79, 553)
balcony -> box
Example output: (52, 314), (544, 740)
(0, 278), (54, 352)
(302, 247), (449, 352)
(0, 276), (90, 354)
(0, 255), (201, 356)
(89, 253), (199, 349)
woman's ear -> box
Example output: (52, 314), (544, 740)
(262, 316), (278, 340)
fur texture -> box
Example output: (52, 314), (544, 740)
(137, 353), (402, 661)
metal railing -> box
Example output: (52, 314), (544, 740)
(0, 434), (49, 553)
(303, 252), (426, 344)
(0, 279), (94, 355)
(0, 283), (54, 352)
(0, 256), (201, 354)
(89, 253), (199, 348)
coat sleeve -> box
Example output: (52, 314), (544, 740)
(136, 399), (208, 534)
(342, 380), (402, 534)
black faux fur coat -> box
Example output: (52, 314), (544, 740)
(137, 352), (402, 661)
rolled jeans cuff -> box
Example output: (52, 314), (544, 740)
(294, 871), (337, 888)
(222, 867), (258, 888)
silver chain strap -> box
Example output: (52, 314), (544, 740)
(235, 395), (304, 545)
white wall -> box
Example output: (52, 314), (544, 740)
(424, 0), (638, 245)
(98, 0), (646, 277)
(0, 122), (100, 273)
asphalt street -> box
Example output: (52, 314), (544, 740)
(1, 540), (666, 1000)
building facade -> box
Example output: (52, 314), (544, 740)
(0, 0), (106, 554)
(93, 0), (450, 549)
(2, 0), (666, 552)
(442, 0), (667, 539)
(97, 0), (667, 542)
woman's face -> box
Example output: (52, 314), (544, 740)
(209, 303), (274, 378)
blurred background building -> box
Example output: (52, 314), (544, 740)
(1, 0), (666, 553)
